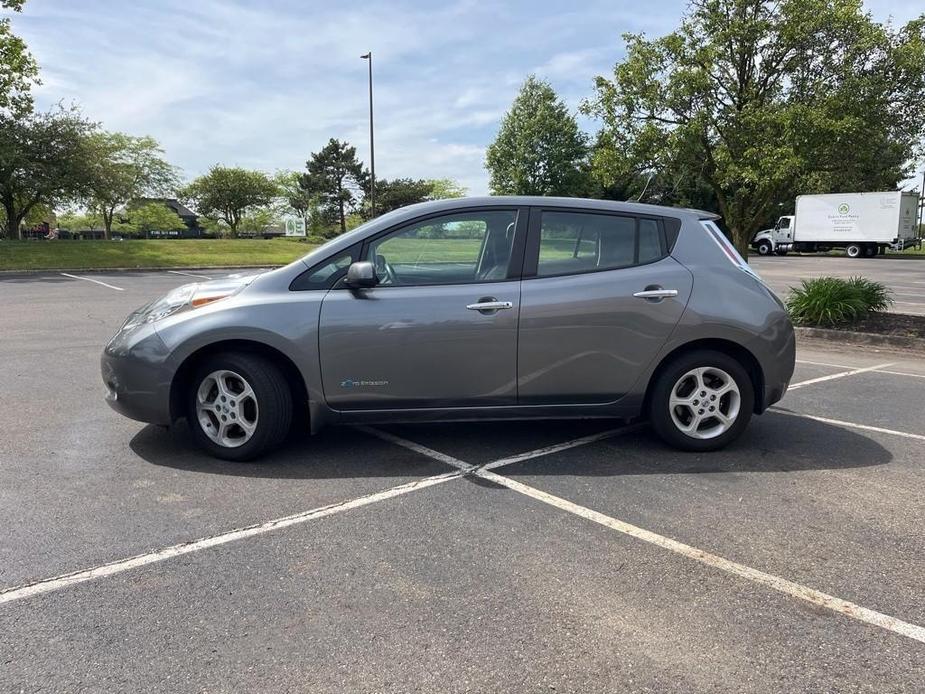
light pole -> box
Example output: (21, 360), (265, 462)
(360, 52), (375, 216)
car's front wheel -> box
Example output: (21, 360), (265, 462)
(648, 350), (754, 452)
(186, 352), (292, 461)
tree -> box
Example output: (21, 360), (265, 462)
(180, 166), (277, 237)
(363, 177), (433, 214)
(1, 0), (38, 118)
(0, 107), (96, 239)
(585, 0), (925, 257)
(58, 208), (104, 232)
(300, 139), (367, 233)
(84, 132), (179, 239)
(123, 202), (185, 237)
(485, 76), (590, 196)
(426, 178), (467, 200)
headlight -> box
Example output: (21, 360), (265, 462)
(121, 283), (240, 330)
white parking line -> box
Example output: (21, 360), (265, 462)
(475, 469), (925, 645)
(167, 270), (213, 280)
(771, 409), (925, 441)
(795, 359), (853, 369)
(787, 362), (894, 390)
(59, 273), (124, 291)
(0, 471), (462, 606)
(875, 369), (925, 380)
(373, 429), (925, 645)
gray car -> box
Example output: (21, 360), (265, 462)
(102, 197), (795, 461)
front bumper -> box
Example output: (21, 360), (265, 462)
(101, 323), (174, 425)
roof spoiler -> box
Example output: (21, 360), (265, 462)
(690, 208), (721, 221)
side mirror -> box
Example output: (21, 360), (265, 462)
(345, 261), (379, 288)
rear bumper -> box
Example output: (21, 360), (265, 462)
(101, 324), (173, 425)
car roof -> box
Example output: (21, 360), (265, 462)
(392, 196), (719, 221)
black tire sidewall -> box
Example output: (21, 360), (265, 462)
(648, 350), (755, 452)
(186, 353), (292, 461)
(757, 241), (771, 255)
(847, 245), (861, 257)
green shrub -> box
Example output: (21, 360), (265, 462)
(786, 276), (892, 327)
(845, 275), (893, 313)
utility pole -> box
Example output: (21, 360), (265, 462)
(361, 52), (375, 216)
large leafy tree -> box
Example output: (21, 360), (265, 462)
(1, 0), (38, 118)
(123, 201), (185, 237)
(180, 166), (277, 237)
(485, 76), (590, 196)
(0, 107), (96, 239)
(585, 0), (925, 256)
(363, 177), (432, 215)
(300, 139), (367, 233)
(426, 178), (467, 200)
(84, 132), (179, 239)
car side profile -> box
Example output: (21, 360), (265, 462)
(102, 197), (795, 461)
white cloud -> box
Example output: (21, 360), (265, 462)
(8, 0), (920, 195)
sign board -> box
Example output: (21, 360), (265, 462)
(284, 217), (306, 237)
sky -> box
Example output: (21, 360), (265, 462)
(6, 0), (924, 195)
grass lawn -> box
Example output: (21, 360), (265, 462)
(0, 238), (318, 271)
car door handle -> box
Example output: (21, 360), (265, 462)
(466, 300), (513, 311)
(633, 289), (678, 299)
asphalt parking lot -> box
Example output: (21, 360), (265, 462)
(2, 268), (924, 692)
(751, 254), (925, 315)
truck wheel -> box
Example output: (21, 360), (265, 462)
(186, 352), (292, 461)
(863, 244), (877, 258)
(846, 244), (862, 258)
(775, 248), (788, 256)
(648, 350), (754, 452)
(756, 240), (772, 256)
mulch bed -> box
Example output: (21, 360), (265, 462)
(830, 312), (925, 339)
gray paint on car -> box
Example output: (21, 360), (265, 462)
(102, 196), (795, 452)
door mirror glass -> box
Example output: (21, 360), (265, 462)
(345, 261), (379, 288)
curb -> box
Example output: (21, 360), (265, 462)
(0, 265), (279, 275)
(795, 326), (925, 354)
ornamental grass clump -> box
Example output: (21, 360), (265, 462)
(786, 276), (893, 327)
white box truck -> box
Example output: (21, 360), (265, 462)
(751, 191), (921, 258)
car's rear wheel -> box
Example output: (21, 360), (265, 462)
(648, 350), (754, 452)
(186, 352), (292, 461)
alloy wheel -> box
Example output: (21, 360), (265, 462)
(668, 367), (741, 440)
(195, 369), (259, 448)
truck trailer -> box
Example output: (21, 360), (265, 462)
(751, 191), (921, 258)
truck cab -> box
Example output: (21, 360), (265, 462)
(750, 216), (794, 256)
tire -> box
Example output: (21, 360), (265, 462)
(756, 240), (772, 256)
(648, 350), (755, 452)
(863, 244), (877, 258)
(186, 352), (292, 461)
(846, 244), (862, 258)
(775, 248), (788, 256)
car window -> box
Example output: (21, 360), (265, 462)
(367, 210), (518, 286)
(290, 250), (355, 290)
(638, 219), (665, 263)
(537, 211), (664, 277)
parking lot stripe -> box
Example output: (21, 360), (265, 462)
(481, 424), (645, 471)
(0, 470), (462, 606)
(771, 409), (925, 442)
(367, 429), (925, 645)
(875, 369), (925, 380)
(59, 273), (124, 291)
(476, 469), (925, 645)
(787, 362), (894, 390)
(357, 426), (476, 471)
(795, 359), (854, 369)
(167, 270), (213, 280)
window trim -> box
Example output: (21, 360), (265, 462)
(523, 207), (672, 280)
(289, 242), (362, 291)
(347, 206), (529, 289)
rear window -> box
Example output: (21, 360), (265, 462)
(700, 221), (761, 280)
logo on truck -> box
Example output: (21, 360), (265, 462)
(837, 203), (850, 215)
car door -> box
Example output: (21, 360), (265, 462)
(517, 208), (693, 405)
(319, 207), (527, 410)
